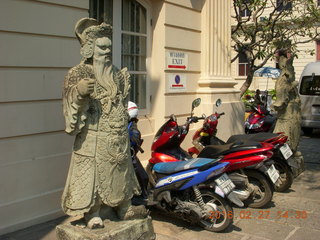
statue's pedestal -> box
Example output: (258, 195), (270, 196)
(290, 151), (305, 178)
(56, 217), (155, 240)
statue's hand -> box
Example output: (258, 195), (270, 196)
(77, 78), (95, 97)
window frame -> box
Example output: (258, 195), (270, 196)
(316, 40), (320, 61)
(276, 0), (292, 11)
(114, 0), (151, 114)
(90, 0), (151, 114)
(238, 52), (249, 76)
(239, 0), (252, 18)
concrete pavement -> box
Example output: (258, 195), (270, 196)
(1, 130), (320, 240)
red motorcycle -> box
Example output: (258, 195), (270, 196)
(244, 104), (276, 134)
(188, 99), (294, 192)
(147, 99), (280, 208)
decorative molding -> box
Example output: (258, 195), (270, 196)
(165, 47), (201, 54)
(164, 23), (201, 33)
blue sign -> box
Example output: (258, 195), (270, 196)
(175, 75), (180, 84)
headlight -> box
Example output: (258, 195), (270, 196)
(250, 120), (264, 129)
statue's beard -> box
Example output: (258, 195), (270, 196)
(93, 55), (117, 98)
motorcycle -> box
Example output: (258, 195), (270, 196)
(128, 102), (235, 232)
(147, 98), (279, 208)
(147, 157), (235, 232)
(188, 99), (294, 192)
(244, 104), (276, 134)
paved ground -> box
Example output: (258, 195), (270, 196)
(1, 130), (319, 240)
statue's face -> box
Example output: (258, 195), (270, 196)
(94, 37), (112, 63)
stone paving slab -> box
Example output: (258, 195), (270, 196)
(271, 194), (320, 213)
(234, 218), (295, 240)
(287, 227), (320, 240)
(176, 228), (242, 240)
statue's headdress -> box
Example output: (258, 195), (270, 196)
(74, 18), (112, 59)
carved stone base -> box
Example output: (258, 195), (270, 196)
(289, 151), (305, 178)
(56, 217), (155, 240)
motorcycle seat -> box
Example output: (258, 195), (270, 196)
(227, 132), (279, 144)
(198, 142), (262, 158)
(152, 158), (219, 174)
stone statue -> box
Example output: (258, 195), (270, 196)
(272, 51), (304, 176)
(61, 18), (145, 229)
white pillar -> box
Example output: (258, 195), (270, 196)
(198, 0), (237, 92)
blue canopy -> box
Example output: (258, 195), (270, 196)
(254, 67), (281, 78)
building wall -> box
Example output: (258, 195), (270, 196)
(138, 0), (244, 162)
(0, 0), (88, 235)
(137, 0), (204, 161)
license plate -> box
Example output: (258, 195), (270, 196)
(215, 173), (235, 195)
(280, 144), (293, 160)
(267, 164), (280, 184)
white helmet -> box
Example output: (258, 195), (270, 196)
(128, 101), (139, 120)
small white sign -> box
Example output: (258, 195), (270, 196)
(267, 164), (280, 184)
(168, 74), (186, 92)
(280, 143), (293, 160)
(166, 52), (188, 70)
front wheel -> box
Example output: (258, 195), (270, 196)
(244, 170), (273, 208)
(197, 189), (233, 232)
(274, 160), (293, 192)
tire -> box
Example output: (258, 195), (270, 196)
(244, 170), (273, 208)
(196, 189), (233, 232)
(145, 163), (157, 187)
(273, 160), (293, 192)
(302, 127), (313, 135)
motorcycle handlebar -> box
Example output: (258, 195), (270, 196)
(187, 116), (206, 124)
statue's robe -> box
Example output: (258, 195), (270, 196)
(61, 63), (140, 216)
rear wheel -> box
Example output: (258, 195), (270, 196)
(274, 160), (293, 192)
(197, 189), (233, 232)
(244, 170), (273, 208)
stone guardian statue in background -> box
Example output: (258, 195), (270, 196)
(272, 50), (304, 177)
(61, 18), (145, 229)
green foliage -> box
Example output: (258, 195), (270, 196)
(241, 89), (277, 111)
(268, 89), (277, 100)
(241, 89), (255, 111)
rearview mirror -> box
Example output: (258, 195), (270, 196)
(215, 99), (222, 107)
(191, 98), (201, 116)
(192, 98), (201, 109)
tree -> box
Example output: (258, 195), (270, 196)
(232, 0), (320, 97)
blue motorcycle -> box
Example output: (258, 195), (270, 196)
(147, 158), (238, 232)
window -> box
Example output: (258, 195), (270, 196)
(318, 0), (320, 7)
(122, 0), (147, 109)
(89, 0), (113, 25)
(239, 0), (252, 17)
(238, 52), (249, 76)
(316, 40), (320, 61)
(276, 0), (292, 11)
(89, 0), (150, 111)
(300, 76), (320, 96)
